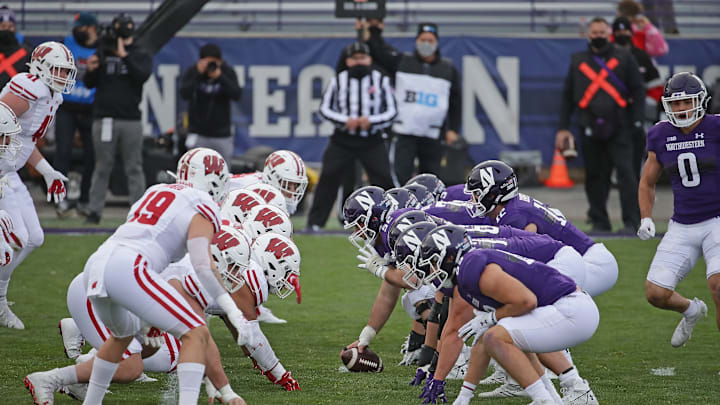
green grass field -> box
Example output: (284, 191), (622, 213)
(0, 234), (718, 404)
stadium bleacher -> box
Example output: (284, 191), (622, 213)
(8, 0), (720, 36)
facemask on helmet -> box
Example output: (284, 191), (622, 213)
(343, 186), (388, 249)
(661, 72), (710, 128)
(261, 150), (308, 214)
(211, 226), (251, 293)
(176, 148), (229, 204)
(251, 233), (301, 300)
(28, 41), (77, 94)
(0, 102), (22, 161)
(464, 160), (518, 217)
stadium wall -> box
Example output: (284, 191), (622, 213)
(30, 35), (720, 165)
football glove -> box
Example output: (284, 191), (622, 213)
(140, 324), (164, 348)
(637, 217), (656, 240)
(410, 364), (430, 386)
(0, 210), (21, 250)
(458, 310), (497, 346)
(35, 158), (68, 203)
(357, 245), (389, 280)
(203, 376), (222, 403)
(422, 379), (448, 404)
(228, 310), (258, 348)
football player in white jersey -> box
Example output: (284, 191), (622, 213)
(24, 225), (251, 404)
(0, 42), (76, 329)
(26, 148), (253, 405)
(227, 149), (308, 215)
(170, 231), (302, 392)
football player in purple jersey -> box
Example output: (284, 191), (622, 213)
(414, 226), (599, 405)
(439, 183), (472, 202)
(465, 160), (618, 297)
(638, 72), (719, 347)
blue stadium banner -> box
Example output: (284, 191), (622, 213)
(49, 35), (720, 165)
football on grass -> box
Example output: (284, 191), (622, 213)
(340, 347), (383, 372)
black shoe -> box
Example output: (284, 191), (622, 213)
(590, 224), (611, 233)
(84, 213), (101, 225)
(616, 225), (637, 235)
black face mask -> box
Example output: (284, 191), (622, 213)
(589, 37), (609, 50)
(614, 34), (632, 46)
(348, 64), (370, 78)
(73, 28), (89, 46)
(0, 30), (16, 45)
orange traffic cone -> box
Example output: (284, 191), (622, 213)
(544, 150), (574, 188)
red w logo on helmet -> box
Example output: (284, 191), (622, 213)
(254, 207), (283, 228)
(32, 46), (52, 60)
(266, 154), (285, 168)
(265, 237), (293, 259)
(203, 155), (225, 176)
(212, 230), (240, 251)
(232, 193), (260, 212)
(253, 187), (277, 203)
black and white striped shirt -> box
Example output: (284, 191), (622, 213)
(320, 68), (397, 138)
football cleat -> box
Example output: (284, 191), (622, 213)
(58, 318), (85, 359)
(527, 400), (555, 405)
(560, 379), (598, 405)
(76, 348), (96, 364)
(477, 382), (529, 398)
(479, 367), (507, 384)
(134, 373), (158, 383)
(0, 300), (24, 329)
(256, 305), (287, 324)
(59, 383), (87, 401)
(671, 297), (707, 347)
(25, 371), (61, 405)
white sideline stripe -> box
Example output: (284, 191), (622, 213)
(650, 367), (676, 376)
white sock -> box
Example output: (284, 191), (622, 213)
(684, 299), (699, 317)
(558, 366), (581, 388)
(541, 374), (563, 404)
(83, 357), (118, 405)
(56, 365), (79, 385)
(0, 279), (8, 300)
(459, 381), (476, 398)
(524, 378), (553, 402)
(269, 363), (287, 380)
(562, 349), (573, 365)
(177, 362), (205, 405)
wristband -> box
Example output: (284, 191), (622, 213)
(218, 384), (240, 402)
(358, 325), (377, 347)
(34, 158), (54, 177)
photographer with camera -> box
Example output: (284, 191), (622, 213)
(179, 43), (241, 163)
(83, 14), (152, 224)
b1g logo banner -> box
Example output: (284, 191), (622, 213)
(113, 35), (720, 166)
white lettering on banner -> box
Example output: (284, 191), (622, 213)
(234, 66), (245, 87)
(294, 64), (335, 137)
(140, 64), (179, 135)
(249, 65), (291, 137)
(462, 56), (519, 145)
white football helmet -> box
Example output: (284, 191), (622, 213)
(220, 189), (265, 227)
(176, 148), (229, 204)
(28, 41), (77, 94)
(211, 225), (251, 293)
(242, 204), (293, 240)
(251, 233), (301, 299)
(0, 102), (22, 160)
(245, 183), (288, 214)
(261, 150), (308, 214)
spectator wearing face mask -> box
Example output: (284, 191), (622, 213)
(0, 6), (30, 89)
(611, 16), (661, 179)
(54, 12), (99, 217)
(365, 22), (461, 185)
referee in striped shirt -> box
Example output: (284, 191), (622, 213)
(307, 42), (397, 230)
